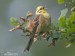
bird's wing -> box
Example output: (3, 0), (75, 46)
(36, 14), (51, 34)
(24, 15), (40, 52)
(35, 14), (47, 33)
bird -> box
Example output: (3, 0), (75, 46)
(34, 6), (51, 34)
(24, 6), (51, 52)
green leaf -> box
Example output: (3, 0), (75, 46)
(72, 0), (75, 6)
(72, 0), (75, 2)
(59, 16), (66, 28)
(58, 8), (68, 20)
(70, 12), (75, 21)
(58, 0), (64, 4)
(66, 43), (72, 48)
(67, 12), (75, 32)
(66, 18), (71, 26)
(10, 17), (19, 26)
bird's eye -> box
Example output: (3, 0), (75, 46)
(40, 8), (42, 10)
(40, 7), (45, 10)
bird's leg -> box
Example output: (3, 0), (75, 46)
(24, 19), (39, 52)
(42, 33), (46, 39)
(34, 34), (38, 42)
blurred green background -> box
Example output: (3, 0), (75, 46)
(0, 0), (75, 56)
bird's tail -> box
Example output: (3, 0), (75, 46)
(24, 19), (39, 52)
(24, 37), (33, 52)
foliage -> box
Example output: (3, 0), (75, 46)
(57, 0), (64, 4)
(9, 0), (75, 49)
(58, 0), (75, 47)
(10, 17), (19, 26)
(58, 8), (68, 20)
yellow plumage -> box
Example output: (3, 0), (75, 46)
(35, 6), (51, 34)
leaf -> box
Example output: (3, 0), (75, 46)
(66, 18), (71, 27)
(70, 12), (75, 21)
(71, 7), (75, 12)
(65, 12), (75, 33)
(10, 17), (19, 26)
(69, 12), (75, 29)
(72, 0), (75, 6)
(59, 16), (66, 28)
(66, 43), (72, 48)
(58, 8), (68, 20)
(52, 31), (61, 39)
(58, 0), (64, 4)
(72, 0), (75, 3)
(46, 35), (51, 41)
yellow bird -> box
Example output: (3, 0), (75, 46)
(34, 6), (51, 34)
(24, 6), (51, 51)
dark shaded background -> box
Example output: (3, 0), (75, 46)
(0, 0), (75, 56)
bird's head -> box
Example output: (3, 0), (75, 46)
(36, 6), (47, 15)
